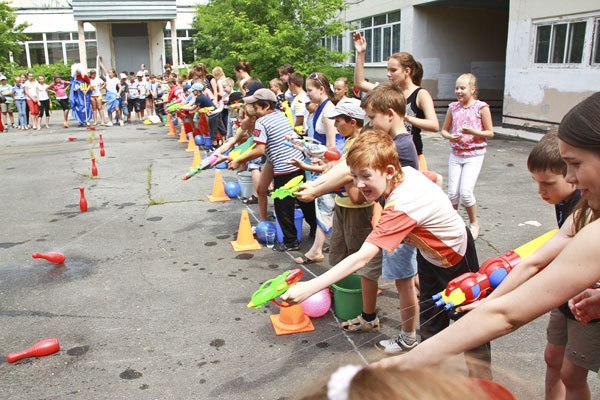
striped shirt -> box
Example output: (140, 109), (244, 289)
(366, 167), (467, 268)
(253, 110), (303, 175)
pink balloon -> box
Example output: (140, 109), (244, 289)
(301, 289), (332, 318)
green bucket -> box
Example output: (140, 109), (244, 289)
(161, 115), (168, 125)
(332, 274), (363, 320)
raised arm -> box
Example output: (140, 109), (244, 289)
(353, 32), (376, 92)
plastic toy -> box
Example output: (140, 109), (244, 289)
(247, 269), (304, 309)
(194, 135), (204, 146)
(32, 252), (66, 264)
(301, 289), (332, 318)
(283, 134), (341, 161)
(79, 186), (87, 212)
(271, 175), (304, 199)
(91, 158), (98, 177)
(224, 181), (241, 198)
(6, 338), (60, 363)
(182, 137), (255, 181)
(433, 229), (559, 310)
(255, 221), (276, 243)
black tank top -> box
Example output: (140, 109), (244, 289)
(405, 87), (426, 155)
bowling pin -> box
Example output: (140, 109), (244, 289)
(100, 145), (105, 157)
(32, 252), (65, 264)
(91, 158), (98, 177)
(6, 338), (60, 363)
(98, 134), (104, 147)
(79, 186), (88, 212)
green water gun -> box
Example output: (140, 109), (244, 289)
(182, 137), (256, 181)
(247, 269), (304, 309)
(270, 175), (304, 199)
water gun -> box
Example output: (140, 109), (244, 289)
(270, 175), (304, 199)
(166, 102), (186, 113)
(228, 102), (244, 110)
(182, 137), (256, 180)
(284, 134), (341, 161)
(432, 229), (558, 310)
(198, 106), (215, 114)
(247, 269), (303, 308)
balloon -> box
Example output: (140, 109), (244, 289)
(255, 221), (276, 243)
(224, 181), (241, 198)
(301, 289), (331, 318)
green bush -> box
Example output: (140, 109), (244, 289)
(3, 63), (72, 109)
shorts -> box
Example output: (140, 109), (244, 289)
(57, 99), (69, 111)
(1, 102), (14, 113)
(134, 98), (145, 112)
(26, 99), (39, 115)
(382, 243), (418, 280)
(329, 205), (382, 281)
(315, 193), (335, 234)
(248, 156), (265, 170)
(547, 308), (600, 372)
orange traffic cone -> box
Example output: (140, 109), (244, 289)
(167, 114), (176, 136)
(231, 210), (261, 251)
(190, 147), (201, 170)
(208, 170), (230, 203)
(270, 304), (315, 335)
(186, 134), (198, 152)
(178, 123), (188, 143)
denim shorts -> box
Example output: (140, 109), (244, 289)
(382, 243), (417, 280)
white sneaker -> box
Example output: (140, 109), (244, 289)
(375, 334), (418, 354)
(118, 120), (124, 126)
(105, 121), (113, 127)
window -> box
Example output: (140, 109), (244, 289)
(47, 42), (63, 64)
(534, 21), (587, 64)
(65, 43), (80, 65)
(28, 43), (45, 65)
(353, 11), (401, 64)
(593, 20), (600, 64)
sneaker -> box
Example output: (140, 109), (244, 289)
(119, 120), (124, 126)
(340, 315), (380, 333)
(375, 334), (418, 354)
(272, 240), (300, 252)
(105, 121), (113, 127)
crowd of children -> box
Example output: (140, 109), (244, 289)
(2, 34), (599, 399)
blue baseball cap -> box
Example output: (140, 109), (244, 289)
(183, 84), (192, 92)
(191, 83), (205, 92)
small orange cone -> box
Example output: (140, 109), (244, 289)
(167, 114), (176, 136)
(190, 147), (201, 170)
(419, 154), (428, 172)
(178, 123), (188, 143)
(186, 134), (198, 152)
(231, 210), (261, 251)
(270, 304), (315, 335)
(208, 170), (230, 203)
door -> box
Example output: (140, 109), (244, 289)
(112, 23), (150, 73)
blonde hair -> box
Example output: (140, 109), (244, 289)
(361, 83), (406, 117)
(241, 104), (258, 119)
(457, 73), (478, 100)
(212, 66), (225, 80)
(346, 129), (404, 183)
(269, 78), (284, 92)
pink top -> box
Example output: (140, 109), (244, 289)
(449, 99), (489, 157)
(50, 80), (69, 99)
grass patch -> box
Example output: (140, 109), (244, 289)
(148, 196), (166, 206)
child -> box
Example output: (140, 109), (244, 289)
(288, 72), (309, 134)
(24, 71), (39, 130)
(99, 59), (123, 126)
(0, 75), (15, 129)
(228, 88), (317, 251)
(283, 130), (491, 379)
(36, 75), (51, 129)
(269, 78), (285, 108)
(333, 76), (349, 103)
(89, 69), (106, 126)
(49, 74), (70, 128)
(527, 130), (589, 400)
(440, 73), (494, 240)
(13, 77), (28, 130)
(118, 73), (129, 123)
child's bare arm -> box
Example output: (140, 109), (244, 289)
(406, 89), (439, 132)
(439, 109), (458, 141)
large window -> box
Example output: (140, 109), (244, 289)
(16, 31), (97, 68)
(594, 19), (600, 65)
(164, 29), (197, 64)
(353, 10), (401, 64)
(534, 14), (600, 66)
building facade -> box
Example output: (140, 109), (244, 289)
(10, 0), (600, 132)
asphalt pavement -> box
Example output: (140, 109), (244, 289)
(0, 119), (598, 399)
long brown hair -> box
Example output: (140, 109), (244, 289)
(307, 72), (335, 104)
(557, 92), (600, 232)
(389, 52), (423, 86)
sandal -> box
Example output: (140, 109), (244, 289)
(242, 195), (258, 205)
(294, 255), (324, 265)
(341, 314), (380, 333)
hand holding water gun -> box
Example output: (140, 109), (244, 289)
(432, 229), (558, 311)
(270, 175), (304, 199)
(283, 134), (341, 161)
(182, 137), (256, 180)
(247, 269), (304, 308)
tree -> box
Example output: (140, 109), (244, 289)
(192, 0), (348, 80)
(0, 1), (29, 65)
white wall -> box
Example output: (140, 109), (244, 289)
(503, 0), (600, 127)
(148, 21), (167, 74)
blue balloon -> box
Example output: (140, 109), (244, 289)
(255, 221), (276, 243)
(224, 181), (241, 198)
(172, 117), (179, 126)
(194, 135), (204, 146)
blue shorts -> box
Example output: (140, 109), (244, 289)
(382, 243), (417, 280)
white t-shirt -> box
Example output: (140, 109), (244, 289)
(291, 92), (309, 132)
(90, 77), (103, 97)
(37, 83), (50, 101)
(106, 77), (120, 94)
(24, 80), (38, 100)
